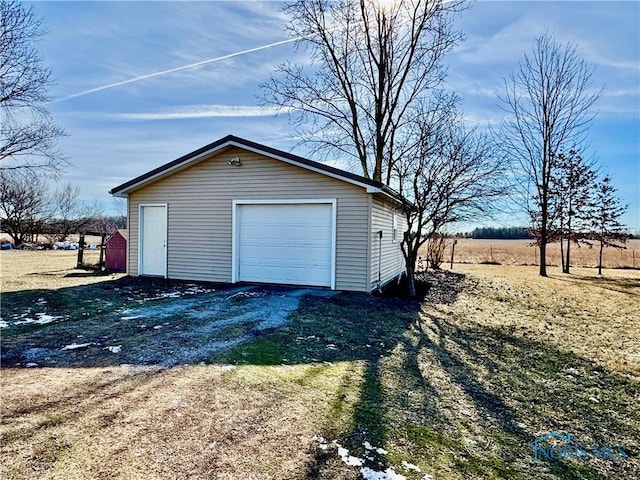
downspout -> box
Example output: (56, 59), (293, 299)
(377, 230), (383, 291)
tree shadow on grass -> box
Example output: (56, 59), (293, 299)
(221, 272), (638, 480)
(3, 270), (638, 479)
(414, 312), (638, 479)
(548, 273), (640, 297)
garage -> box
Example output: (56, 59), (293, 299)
(111, 135), (408, 291)
(233, 200), (336, 288)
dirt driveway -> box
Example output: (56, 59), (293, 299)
(1, 276), (337, 368)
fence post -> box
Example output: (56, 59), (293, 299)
(76, 233), (85, 268)
(98, 234), (106, 270)
(450, 240), (457, 270)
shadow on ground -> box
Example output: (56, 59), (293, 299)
(2, 270), (637, 479)
(215, 270), (638, 479)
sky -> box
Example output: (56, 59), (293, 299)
(26, 0), (640, 231)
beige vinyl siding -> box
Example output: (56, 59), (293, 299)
(127, 147), (370, 291)
(370, 196), (406, 289)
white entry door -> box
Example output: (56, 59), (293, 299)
(140, 205), (167, 276)
(236, 202), (334, 288)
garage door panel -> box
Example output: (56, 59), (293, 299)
(237, 203), (334, 287)
(241, 244), (330, 258)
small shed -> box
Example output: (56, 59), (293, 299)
(105, 229), (127, 272)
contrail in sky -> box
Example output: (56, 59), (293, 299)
(55, 0), (459, 103)
(54, 36), (302, 102)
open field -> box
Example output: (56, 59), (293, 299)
(420, 239), (640, 269)
(1, 252), (639, 479)
(1, 250), (120, 293)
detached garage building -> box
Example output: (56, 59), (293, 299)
(110, 135), (406, 292)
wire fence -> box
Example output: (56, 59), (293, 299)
(421, 239), (639, 269)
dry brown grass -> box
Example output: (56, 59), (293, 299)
(420, 238), (640, 269)
(1, 363), (362, 480)
(1, 251), (121, 293)
(433, 264), (640, 378)
(2, 254), (638, 479)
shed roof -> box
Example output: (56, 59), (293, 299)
(106, 229), (127, 243)
(109, 135), (403, 204)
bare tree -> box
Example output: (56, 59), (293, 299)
(590, 175), (627, 275)
(425, 233), (449, 270)
(0, 169), (48, 244)
(48, 182), (102, 242)
(398, 102), (508, 295)
(111, 196), (127, 229)
(262, 0), (465, 183)
(498, 32), (601, 276)
(264, 1), (511, 295)
(1, 0), (67, 174)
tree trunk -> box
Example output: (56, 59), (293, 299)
(564, 212), (572, 274)
(598, 239), (604, 275)
(560, 237), (565, 272)
(539, 241), (547, 276)
(539, 203), (548, 276)
(406, 263), (416, 297)
(404, 244), (418, 297)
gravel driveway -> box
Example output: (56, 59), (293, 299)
(1, 279), (338, 368)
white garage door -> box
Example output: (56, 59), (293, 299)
(236, 202), (334, 288)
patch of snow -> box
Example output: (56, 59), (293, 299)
(422, 474), (434, 480)
(145, 292), (183, 301)
(364, 441), (388, 455)
(121, 315), (144, 320)
(360, 467), (407, 480)
(337, 445), (364, 467)
(153, 325), (162, 330)
(0, 320), (8, 328)
(589, 396), (600, 404)
(183, 286), (215, 295)
(34, 313), (58, 324)
(25, 362), (38, 368)
(13, 312), (63, 326)
(401, 461), (421, 472)
(105, 345), (122, 353)
(61, 342), (93, 350)
(515, 421), (527, 429)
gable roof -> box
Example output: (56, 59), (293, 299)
(109, 134), (403, 203)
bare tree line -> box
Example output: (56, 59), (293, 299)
(498, 33), (627, 275)
(0, 169), (127, 246)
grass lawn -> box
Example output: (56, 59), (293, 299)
(1, 252), (638, 479)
